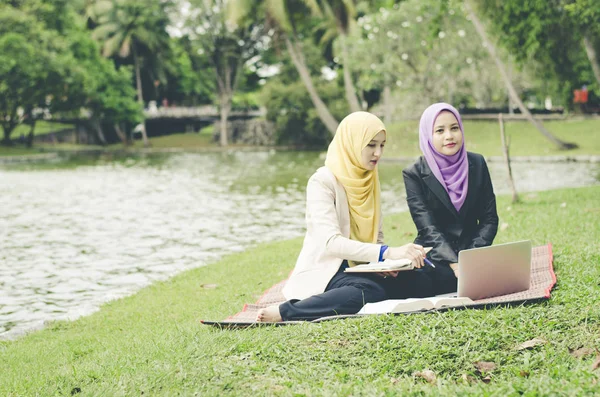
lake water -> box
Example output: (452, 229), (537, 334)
(1, 151), (598, 339)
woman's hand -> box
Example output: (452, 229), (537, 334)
(383, 243), (426, 268)
(449, 263), (459, 278)
(376, 271), (400, 279)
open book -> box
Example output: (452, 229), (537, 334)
(345, 247), (434, 274)
(344, 258), (413, 273)
(358, 295), (473, 314)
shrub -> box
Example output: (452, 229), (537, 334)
(260, 79), (348, 148)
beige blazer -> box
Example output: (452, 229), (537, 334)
(282, 167), (385, 300)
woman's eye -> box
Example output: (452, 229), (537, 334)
(435, 129), (443, 134)
(367, 143), (376, 147)
(452, 126), (459, 131)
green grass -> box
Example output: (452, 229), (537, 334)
(385, 118), (600, 158)
(0, 146), (39, 156)
(12, 121), (75, 137)
(110, 131), (215, 149)
(1, 186), (599, 395)
(109, 125), (217, 149)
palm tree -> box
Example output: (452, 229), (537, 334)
(307, 0), (362, 112)
(91, 0), (172, 147)
(229, 0), (339, 134)
(464, 0), (577, 150)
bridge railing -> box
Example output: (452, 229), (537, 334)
(144, 105), (266, 119)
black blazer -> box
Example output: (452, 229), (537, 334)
(402, 152), (498, 266)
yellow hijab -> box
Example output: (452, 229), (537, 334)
(325, 111), (386, 245)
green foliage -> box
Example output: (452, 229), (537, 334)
(0, 4), (68, 142)
(161, 38), (215, 106)
(260, 78), (347, 147)
(344, 0), (535, 115)
(0, 0), (143, 144)
(58, 30), (143, 125)
(477, 0), (597, 106)
(563, 0), (600, 34)
(185, 0), (266, 112)
(91, 0), (174, 102)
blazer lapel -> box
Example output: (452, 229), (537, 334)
(458, 158), (476, 220)
(421, 161), (460, 218)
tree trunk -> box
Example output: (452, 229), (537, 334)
(94, 119), (107, 145)
(133, 43), (150, 148)
(284, 36), (339, 135)
(75, 123), (82, 144)
(26, 120), (36, 147)
(114, 123), (129, 145)
(464, 0), (577, 150)
(219, 93), (231, 146)
(383, 85), (392, 125)
(583, 34), (600, 87)
(1, 122), (16, 145)
(499, 114), (518, 203)
(340, 34), (361, 112)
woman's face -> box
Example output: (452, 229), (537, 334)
(432, 111), (463, 156)
(361, 130), (386, 170)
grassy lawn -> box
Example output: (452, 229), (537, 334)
(1, 186), (599, 395)
(113, 130), (215, 149)
(384, 118), (600, 158)
(12, 121), (75, 136)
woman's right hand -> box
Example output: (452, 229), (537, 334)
(384, 243), (426, 268)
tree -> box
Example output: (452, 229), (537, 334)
(475, 0), (598, 106)
(464, 0), (578, 150)
(0, 0), (143, 146)
(344, 1), (529, 120)
(564, 0), (600, 87)
(68, 33), (143, 145)
(161, 37), (215, 107)
(229, 0), (339, 134)
(182, 0), (263, 146)
(0, 6), (64, 145)
(308, 0), (362, 112)
(91, 0), (174, 147)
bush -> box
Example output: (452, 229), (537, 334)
(260, 79), (348, 148)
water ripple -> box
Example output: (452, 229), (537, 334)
(0, 151), (598, 339)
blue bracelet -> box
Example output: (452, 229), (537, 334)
(379, 245), (388, 262)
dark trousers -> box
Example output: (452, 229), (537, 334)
(279, 261), (457, 321)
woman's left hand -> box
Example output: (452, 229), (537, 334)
(376, 271), (399, 279)
(449, 263), (459, 278)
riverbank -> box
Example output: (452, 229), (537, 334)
(1, 118), (600, 160)
(1, 186), (599, 395)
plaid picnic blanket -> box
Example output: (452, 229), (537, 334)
(202, 243), (556, 327)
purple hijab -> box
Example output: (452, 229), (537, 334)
(419, 103), (469, 212)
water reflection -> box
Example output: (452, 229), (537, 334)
(0, 151), (598, 339)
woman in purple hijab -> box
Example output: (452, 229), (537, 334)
(402, 103), (498, 294)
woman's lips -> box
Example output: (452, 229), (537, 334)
(445, 143), (456, 148)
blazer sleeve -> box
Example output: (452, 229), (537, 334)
(306, 175), (381, 263)
(402, 168), (458, 264)
(467, 159), (498, 249)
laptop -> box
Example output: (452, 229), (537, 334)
(457, 240), (532, 300)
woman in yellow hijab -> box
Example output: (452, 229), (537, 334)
(258, 112), (428, 322)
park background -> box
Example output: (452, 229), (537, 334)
(1, 0), (599, 395)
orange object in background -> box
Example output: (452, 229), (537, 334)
(573, 89), (589, 104)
